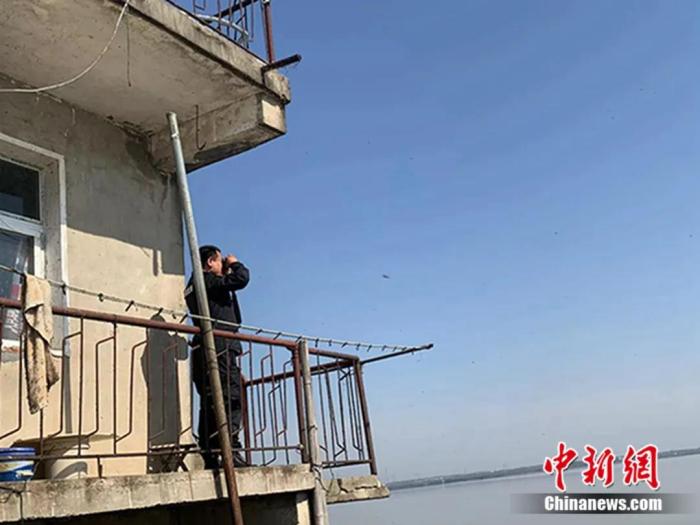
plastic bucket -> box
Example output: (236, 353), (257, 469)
(0, 447), (35, 482)
(43, 437), (91, 480)
(41, 435), (111, 479)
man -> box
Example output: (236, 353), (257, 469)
(185, 245), (250, 468)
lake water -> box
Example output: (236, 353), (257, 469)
(330, 456), (699, 524)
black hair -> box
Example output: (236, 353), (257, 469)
(199, 245), (221, 267)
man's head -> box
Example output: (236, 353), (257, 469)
(200, 245), (223, 275)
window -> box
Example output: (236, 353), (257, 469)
(0, 157), (43, 354)
(0, 231), (33, 348)
(0, 158), (40, 220)
(0, 133), (66, 362)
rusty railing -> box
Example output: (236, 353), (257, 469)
(0, 295), (377, 478)
(189, 0), (276, 62)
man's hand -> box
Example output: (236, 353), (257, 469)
(224, 254), (239, 268)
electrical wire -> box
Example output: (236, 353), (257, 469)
(0, 0), (131, 94)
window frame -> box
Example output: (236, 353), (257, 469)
(0, 213), (45, 280)
(0, 157), (45, 356)
(0, 154), (45, 278)
(0, 132), (67, 359)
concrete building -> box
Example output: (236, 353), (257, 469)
(0, 1), (388, 523)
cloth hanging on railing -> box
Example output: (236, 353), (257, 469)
(22, 274), (59, 413)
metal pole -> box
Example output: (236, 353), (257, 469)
(360, 344), (434, 366)
(241, 377), (253, 465)
(167, 112), (244, 525)
(353, 362), (378, 475)
(262, 0), (275, 63)
(261, 54), (301, 73)
(292, 347), (310, 463)
(298, 339), (329, 525)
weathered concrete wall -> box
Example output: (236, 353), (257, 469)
(0, 0), (290, 173)
(17, 494), (311, 525)
(0, 85), (191, 476)
(0, 466), (315, 524)
(0, 465), (392, 522)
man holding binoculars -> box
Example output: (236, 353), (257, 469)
(184, 245), (250, 468)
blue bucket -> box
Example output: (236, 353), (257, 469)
(0, 447), (35, 482)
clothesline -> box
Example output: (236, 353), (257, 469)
(0, 263), (433, 354)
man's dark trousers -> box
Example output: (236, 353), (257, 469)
(192, 338), (243, 469)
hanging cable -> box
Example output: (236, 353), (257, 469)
(0, 0), (131, 94)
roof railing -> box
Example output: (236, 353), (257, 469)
(190, 0), (276, 63)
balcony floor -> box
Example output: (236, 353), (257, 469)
(0, 465), (389, 522)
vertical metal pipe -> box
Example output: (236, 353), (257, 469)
(298, 339), (328, 525)
(336, 364), (348, 460)
(262, 0), (275, 63)
(113, 325), (118, 455)
(167, 112), (244, 525)
(0, 306), (4, 366)
(241, 372), (252, 465)
(291, 347), (309, 463)
(353, 361), (378, 475)
(77, 317), (84, 452)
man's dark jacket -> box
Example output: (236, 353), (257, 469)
(185, 262), (250, 353)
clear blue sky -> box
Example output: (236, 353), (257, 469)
(180, 0), (700, 480)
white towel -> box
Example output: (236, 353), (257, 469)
(22, 274), (59, 414)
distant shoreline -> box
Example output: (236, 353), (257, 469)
(386, 447), (700, 492)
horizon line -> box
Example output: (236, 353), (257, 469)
(387, 446), (700, 492)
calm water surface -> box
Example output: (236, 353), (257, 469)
(331, 456), (699, 524)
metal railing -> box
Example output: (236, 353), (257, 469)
(0, 295), (377, 478)
(189, 0), (276, 63)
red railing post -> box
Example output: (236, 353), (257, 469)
(241, 375), (253, 465)
(262, 0), (275, 63)
(353, 361), (378, 475)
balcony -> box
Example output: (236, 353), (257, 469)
(0, 0), (291, 172)
(0, 291), (391, 522)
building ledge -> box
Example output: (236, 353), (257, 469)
(0, 468), (391, 521)
(0, 0), (290, 172)
(325, 475), (391, 504)
(0, 465), (313, 523)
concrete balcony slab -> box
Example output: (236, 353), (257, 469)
(0, 465), (313, 522)
(0, 0), (290, 172)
